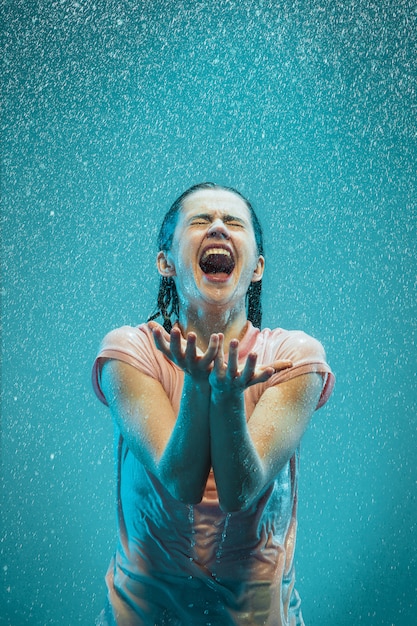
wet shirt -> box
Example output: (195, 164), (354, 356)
(92, 322), (334, 626)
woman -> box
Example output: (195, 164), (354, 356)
(92, 182), (334, 625)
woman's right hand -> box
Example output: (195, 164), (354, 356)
(150, 322), (220, 380)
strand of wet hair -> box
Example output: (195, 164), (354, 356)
(147, 277), (179, 333)
(246, 281), (262, 330)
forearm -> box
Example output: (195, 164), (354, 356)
(158, 374), (211, 504)
(209, 390), (265, 512)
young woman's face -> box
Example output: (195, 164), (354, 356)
(158, 188), (264, 313)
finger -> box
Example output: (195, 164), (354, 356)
(227, 339), (240, 377)
(149, 321), (173, 347)
(148, 320), (167, 335)
(151, 325), (172, 356)
(214, 334), (225, 370)
(251, 366), (276, 385)
(252, 360), (292, 377)
(246, 360), (293, 387)
(185, 332), (198, 362)
(239, 351), (258, 383)
(202, 333), (219, 365)
(269, 360), (293, 372)
(169, 327), (184, 359)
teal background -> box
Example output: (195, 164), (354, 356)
(1, 0), (416, 624)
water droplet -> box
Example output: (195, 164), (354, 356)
(215, 512), (231, 564)
(188, 504), (196, 549)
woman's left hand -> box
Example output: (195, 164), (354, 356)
(209, 335), (292, 394)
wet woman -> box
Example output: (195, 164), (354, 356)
(92, 182), (334, 625)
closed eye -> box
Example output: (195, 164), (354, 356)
(225, 220), (245, 228)
(190, 219), (210, 226)
(188, 214), (247, 228)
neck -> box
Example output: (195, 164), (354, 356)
(177, 304), (249, 351)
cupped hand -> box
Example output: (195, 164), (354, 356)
(209, 335), (292, 394)
(149, 322), (220, 379)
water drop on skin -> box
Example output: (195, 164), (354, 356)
(188, 504), (196, 552)
(215, 512), (232, 564)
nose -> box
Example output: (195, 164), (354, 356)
(207, 219), (230, 239)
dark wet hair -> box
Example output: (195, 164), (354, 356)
(148, 182), (264, 331)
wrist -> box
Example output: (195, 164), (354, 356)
(210, 386), (244, 407)
(183, 372), (211, 392)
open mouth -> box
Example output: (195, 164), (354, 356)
(199, 248), (235, 275)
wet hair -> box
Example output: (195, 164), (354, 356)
(148, 182), (264, 331)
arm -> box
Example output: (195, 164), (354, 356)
(100, 325), (219, 504)
(209, 338), (323, 512)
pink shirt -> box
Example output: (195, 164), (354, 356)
(92, 322), (334, 625)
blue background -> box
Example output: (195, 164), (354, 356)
(1, 0), (416, 624)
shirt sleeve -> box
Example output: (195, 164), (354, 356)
(91, 324), (164, 406)
(265, 330), (335, 410)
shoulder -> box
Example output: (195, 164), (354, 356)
(99, 323), (154, 353)
(92, 323), (161, 405)
(255, 327), (335, 410)
(257, 326), (326, 362)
